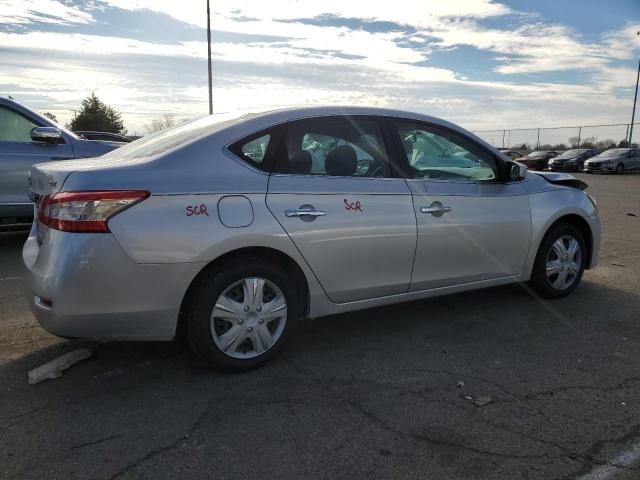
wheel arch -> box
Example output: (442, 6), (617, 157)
(176, 246), (310, 338)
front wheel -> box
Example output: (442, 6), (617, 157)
(185, 257), (299, 371)
(615, 163), (624, 174)
(530, 223), (586, 298)
(575, 161), (584, 172)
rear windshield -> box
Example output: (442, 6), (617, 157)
(101, 113), (249, 160)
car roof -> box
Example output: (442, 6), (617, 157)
(209, 105), (497, 152)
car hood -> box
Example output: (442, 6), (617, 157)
(588, 156), (621, 162)
(532, 171), (588, 190)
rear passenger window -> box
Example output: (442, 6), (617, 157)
(275, 116), (391, 178)
(229, 129), (279, 172)
(241, 134), (270, 163)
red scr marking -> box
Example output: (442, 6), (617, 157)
(344, 199), (363, 212)
(186, 204), (209, 216)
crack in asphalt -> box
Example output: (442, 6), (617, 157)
(107, 399), (215, 480)
(284, 358), (559, 462)
(284, 357), (640, 476)
(70, 433), (124, 450)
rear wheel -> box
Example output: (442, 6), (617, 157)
(530, 223), (586, 298)
(615, 163), (624, 174)
(185, 257), (299, 371)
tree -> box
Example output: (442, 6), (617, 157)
(147, 113), (176, 133)
(568, 136), (580, 148)
(66, 92), (126, 135)
(42, 111), (58, 123)
(580, 136), (597, 148)
(595, 139), (616, 151)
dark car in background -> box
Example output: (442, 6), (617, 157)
(74, 131), (132, 143)
(500, 149), (522, 160)
(517, 150), (557, 170)
(0, 97), (123, 229)
(548, 149), (598, 172)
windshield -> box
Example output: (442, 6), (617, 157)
(528, 151), (548, 158)
(101, 112), (250, 160)
(599, 149), (627, 158)
(555, 149), (587, 158)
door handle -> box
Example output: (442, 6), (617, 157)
(285, 205), (327, 220)
(420, 201), (451, 217)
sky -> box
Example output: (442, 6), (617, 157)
(1, 0), (639, 137)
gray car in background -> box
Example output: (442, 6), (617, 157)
(23, 106), (600, 371)
(0, 97), (123, 229)
(583, 148), (639, 174)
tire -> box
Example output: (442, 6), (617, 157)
(586, 171), (593, 174)
(576, 161), (584, 172)
(529, 223), (586, 299)
(615, 163), (624, 174)
(185, 257), (299, 371)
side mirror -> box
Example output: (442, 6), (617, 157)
(30, 126), (62, 144)
(508, 161), (527, 181)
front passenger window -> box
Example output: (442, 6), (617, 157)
(392, 120), (496, 182)
(0, 106), (38, 142)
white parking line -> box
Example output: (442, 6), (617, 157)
(578, 438), (640, 480)
(0, 276), (22, 281)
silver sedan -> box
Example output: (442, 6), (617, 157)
(23, 107), (600, 370)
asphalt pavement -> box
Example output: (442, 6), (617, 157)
(1, 173), (639, 480)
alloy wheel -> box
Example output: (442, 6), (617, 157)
(210, 277), (287, 359)
(546, 235), (582, 290)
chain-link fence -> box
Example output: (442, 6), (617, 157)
(473, 123), (639, 151)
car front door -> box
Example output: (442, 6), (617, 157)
(266, 115), (416, 303)
(623, 149), (636, 170)
(0, 105), (74, 215)
(388, 118), (532, 291)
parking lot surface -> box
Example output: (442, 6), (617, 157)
(1, 173), (639, 480)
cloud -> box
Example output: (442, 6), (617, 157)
(0, 0), (94, 25)
(1, 0), (638, 134)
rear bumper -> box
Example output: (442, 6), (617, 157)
(22, 225), (205, 340)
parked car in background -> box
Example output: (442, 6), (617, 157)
(517, 150), (558, 170)
(500, 149), (522, 160)
(75, 131), (131, 143)
(24, 106), (599, 371)
(0, 97), (123, 229)
(583, 148), (639, 174)
(548, 149), (598, 172)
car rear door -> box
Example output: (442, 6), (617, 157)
(266, 115), (416, 303)
(387, 118), (532, 291)
(0, 105), (74, 213)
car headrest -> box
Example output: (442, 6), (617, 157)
(289, 150), (312, 174)
(325, 145), (357, 176)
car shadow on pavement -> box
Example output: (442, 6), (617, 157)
(1, 279), (639, 480)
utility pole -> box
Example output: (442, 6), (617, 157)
(628, 31), (640, 146)
(207, 0), (213, 115)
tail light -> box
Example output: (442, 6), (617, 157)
(38, 191), (149, 233)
